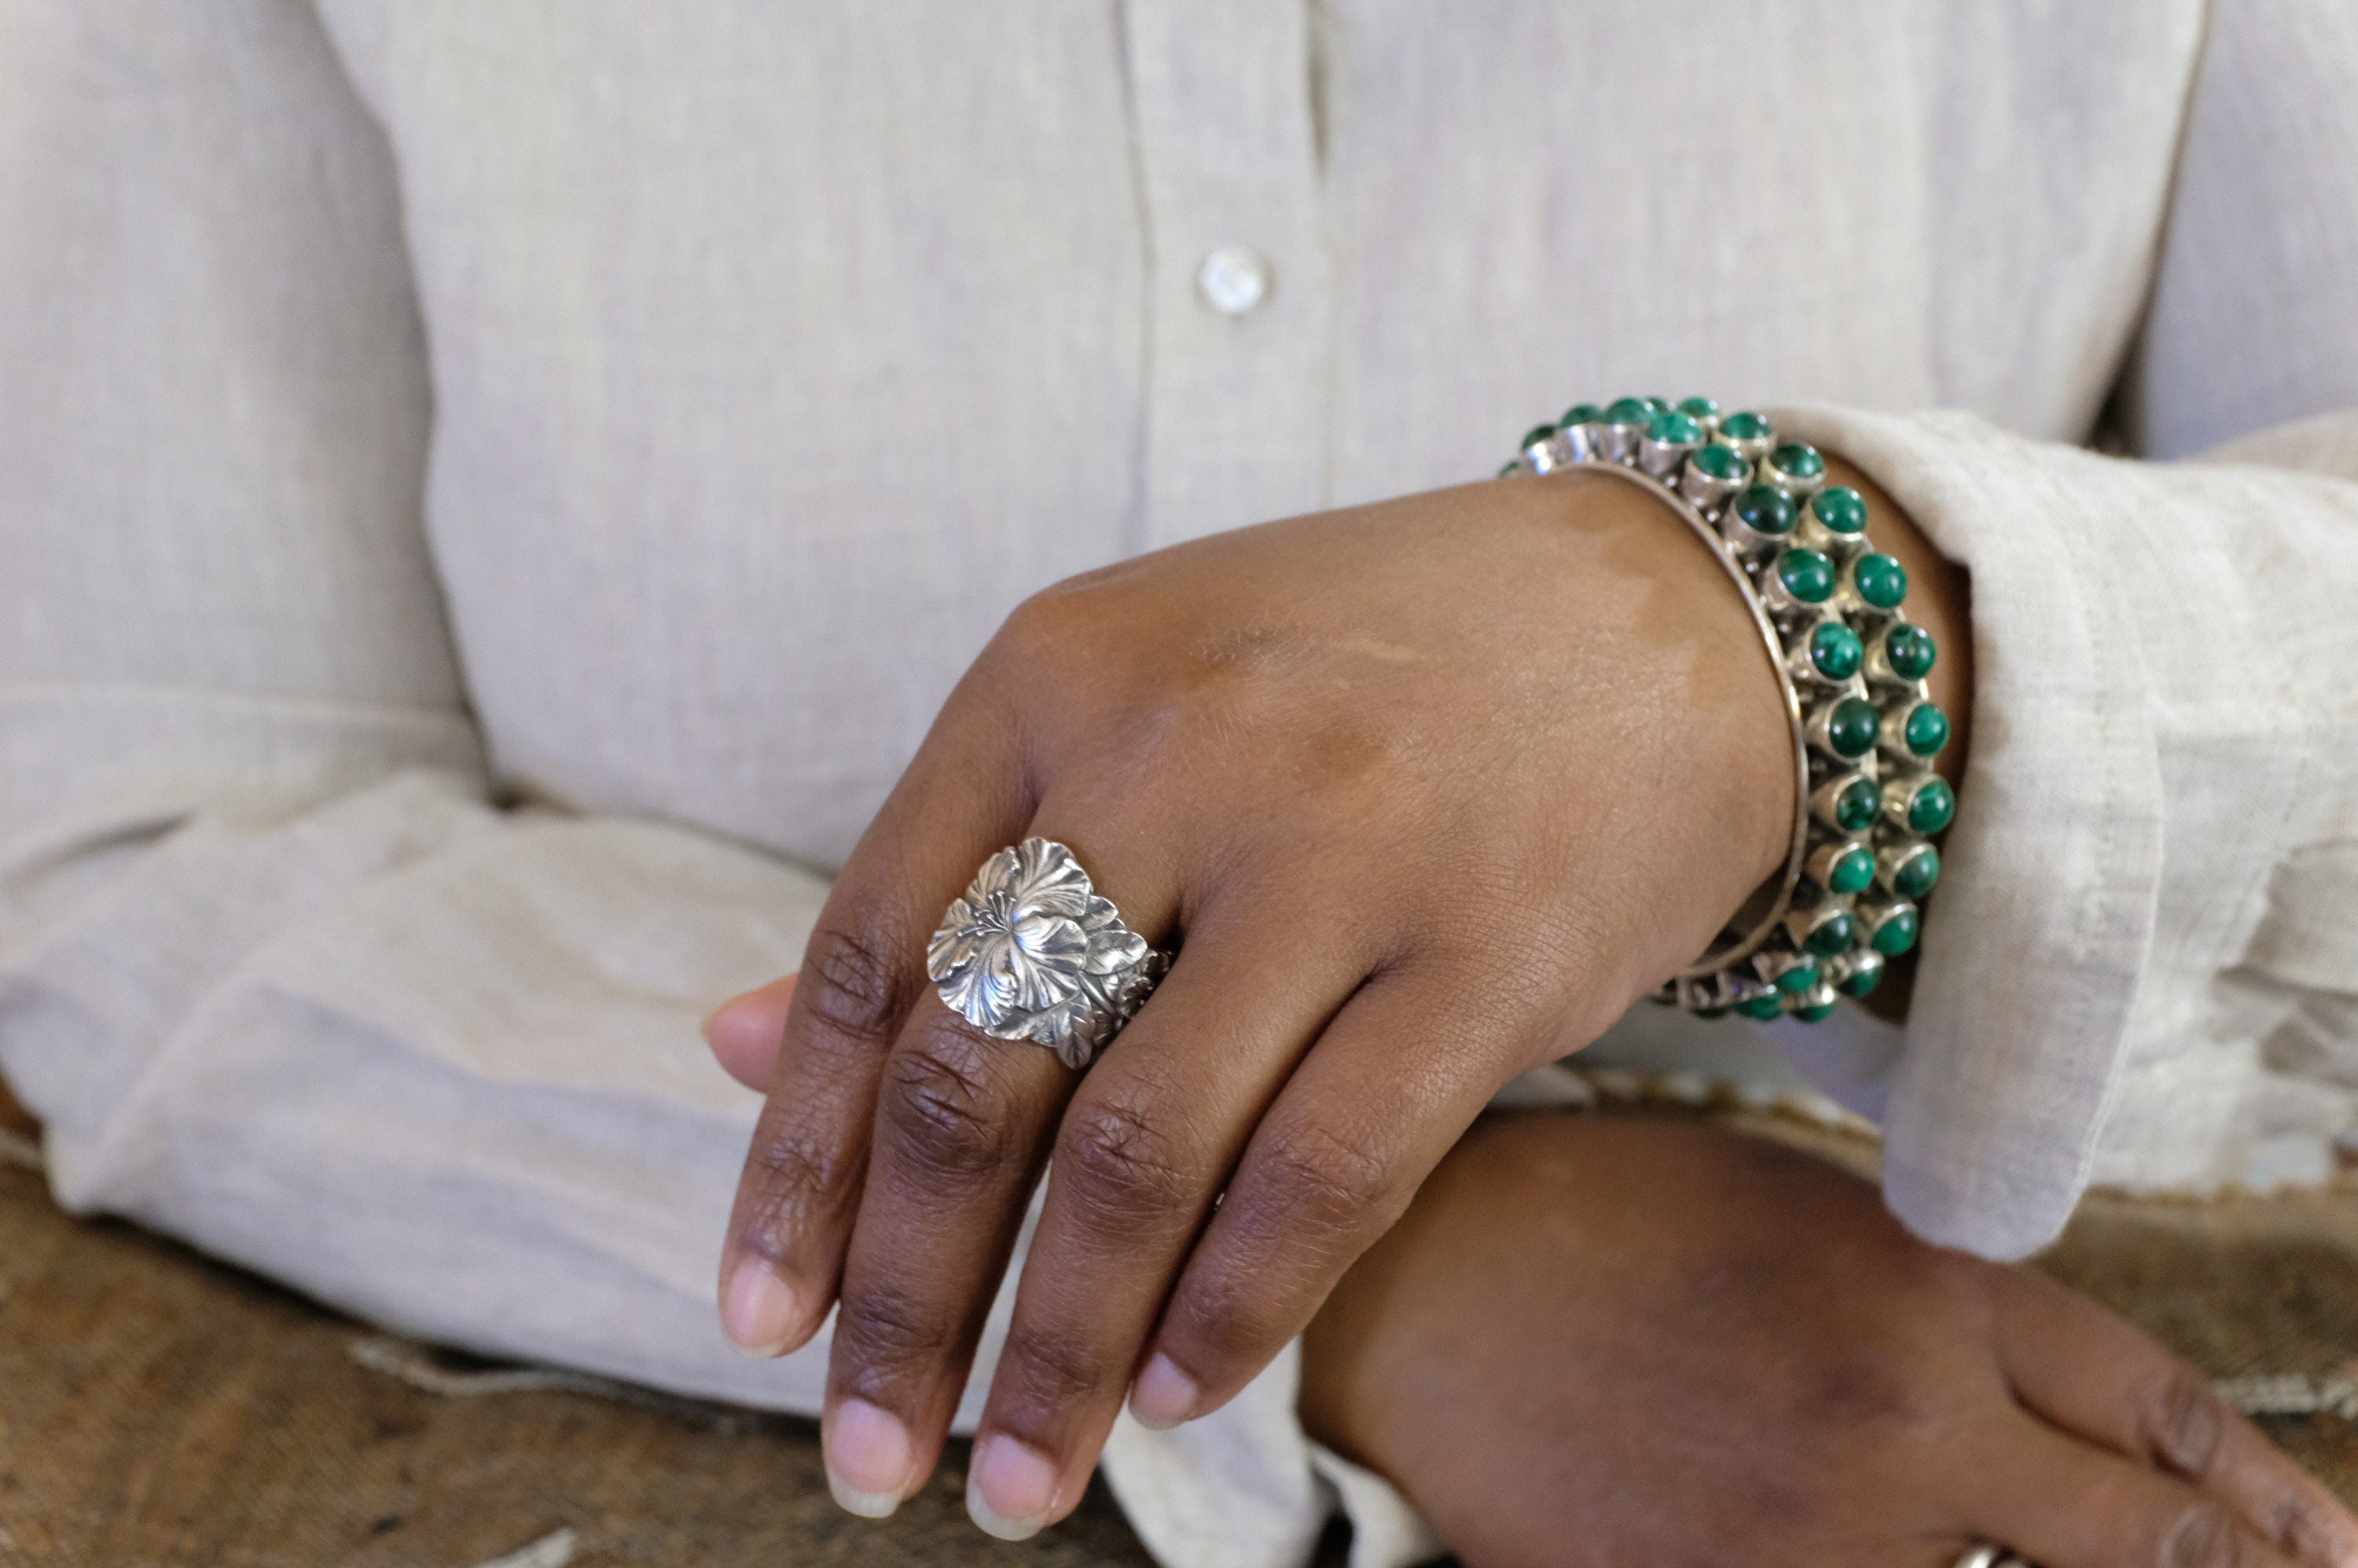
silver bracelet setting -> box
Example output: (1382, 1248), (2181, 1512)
(1502, 397), (1952, 1022)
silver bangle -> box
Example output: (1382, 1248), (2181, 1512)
(1503, 397), (1954, 1022)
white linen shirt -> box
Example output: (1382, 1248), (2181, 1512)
(4, 4), (2358, 1566)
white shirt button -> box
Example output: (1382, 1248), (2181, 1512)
(1196, 245), (1272, 315)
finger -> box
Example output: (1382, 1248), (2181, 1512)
(718, 696), (1030, 1363)
(705, 974), (798, 1090)
(823, 830), (1182, 1522)
(1995, 1269), (2358, 1565)
(1133, 952), (1531, 1432)
(1963, 1409), (2308, 1568)
(821, 996), (1071, 1516)
(964, 909), (1369, 1540)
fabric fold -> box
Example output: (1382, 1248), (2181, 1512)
(1780, 406), (2168, 1258)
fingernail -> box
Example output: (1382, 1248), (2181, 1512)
(825, 1398), (914, 1518)
(1128, 1353), (1200, 1430)
(720, 1261), (802, 1357)
(967, 1432), (1058, 1541)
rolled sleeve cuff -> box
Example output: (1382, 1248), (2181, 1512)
(1775, 406), (2165, 1261)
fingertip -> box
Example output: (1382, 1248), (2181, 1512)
(1127, 1351), (1202, 1430)
(825, 1397), (918, 1518)
(721, 1257), (810, 1358)
(705, 973), (799, 1089)
(967, 1432), (1060, 1541)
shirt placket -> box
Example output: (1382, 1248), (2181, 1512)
(1122, 0), (1331, 549)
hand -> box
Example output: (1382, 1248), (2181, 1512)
(711, 465), (1965, 1537)
(1301, 1113), (2358, 1568)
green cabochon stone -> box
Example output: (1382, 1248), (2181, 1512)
(1810, 486), (1867, 534)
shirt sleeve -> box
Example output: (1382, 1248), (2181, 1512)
(1761, 0), (2358, 1258)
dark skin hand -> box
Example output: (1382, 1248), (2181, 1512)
(707, 1010), (2356, 1564)
(1302, 1114), (2358, 1568)
(707, 453), (1973, 1534)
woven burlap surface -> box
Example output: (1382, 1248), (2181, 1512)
(2, 1093), (2355, 1567)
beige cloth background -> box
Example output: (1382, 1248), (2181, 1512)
(4, 4), (2358, 1565)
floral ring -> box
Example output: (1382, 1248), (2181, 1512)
(926, 838), (1169, 1071)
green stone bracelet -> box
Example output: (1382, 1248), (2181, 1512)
(1501, 397), (1952, 1022)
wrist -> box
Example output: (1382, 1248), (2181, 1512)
(1533, 467), (1801, 900)
(1505, 403), (1967, 1020)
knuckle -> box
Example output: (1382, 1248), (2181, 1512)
(799, 924), (916, 1052)
(744, 1124), (851, 1236)
(1002, 1327), (1112, 1414)
(1104, 685), (1201, 780)
(1163, 1258), (1291, 1369)
(1783, 1353), (1947, 1457)
(1247, 1118), (1400, 1239)
(2145, 1365), (2229, 1478)
(2157, 1500), (2253, 1568)
(1056, 1096), (1199, 1224)
(833, 1281), (954, 1375)
(878, 1028), (1022, 1184)
(994, 581), (1108, 670)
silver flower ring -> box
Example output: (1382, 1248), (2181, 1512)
(927, 838), (1168, 1070)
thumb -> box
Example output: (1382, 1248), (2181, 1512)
(703, 973), (799, 1090)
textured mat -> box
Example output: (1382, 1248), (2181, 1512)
(2, 1086), (2355, 1566)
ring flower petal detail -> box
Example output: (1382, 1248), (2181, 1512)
(928, 838), (1166, 1070)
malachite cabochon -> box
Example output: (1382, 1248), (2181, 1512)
(1605, 396), (1652, 424)
(1647, 409), (1704, 445)
(1677, 395), (1721, 420)
(1852, 552), (1908, 609)
(1810, 622), (1864, 680)
(1692, 442), (1748, 479)
(1810, 487), (1866, 534)
(1907, 776), (1956, 834)
(1827, 696), (1881, 758)
(1804, 911), (1857, 957)
(1829, 846), (1875, 894)
(1769, 442), (1824, 480)
(1719, 410), (1772, 441)
(1894, 845), (1941, 900)
(1736, 485), (1796, 535)
(1778, 548), (1836, 603)
(1903, 701), (1950, 757)
(1836, 777), (1882, 832)
(1562, 402), (1604, 426)
(1884, 622), (1937, 680)
(1870, 904), (1921, 956)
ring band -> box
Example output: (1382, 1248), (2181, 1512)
(927, 837), (1168, 1070)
